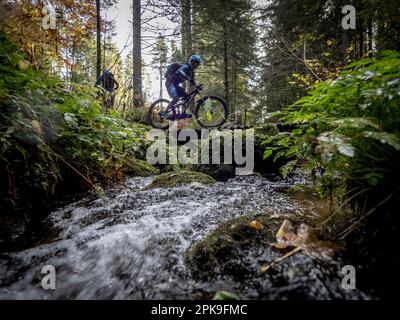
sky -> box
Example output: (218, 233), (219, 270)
(107, 0), (178, 100)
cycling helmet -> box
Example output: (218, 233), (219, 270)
(189, 55), (203, 64)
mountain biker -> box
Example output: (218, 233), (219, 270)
(95, 70), (120, 109)
(161, 54), (203, 118)
(95, 69), (120, 93)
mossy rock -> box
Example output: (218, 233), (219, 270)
(197, 164), (236, 181)
(124, 159), (159, 177)
(125, 107), (150, 125)
(146, 170), (214, 189)
(185, 214), (283, 280)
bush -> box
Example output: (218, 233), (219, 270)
(0, 33), (147, 216)
(263, 51), (400, 212)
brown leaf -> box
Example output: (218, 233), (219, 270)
(276, 219), (297, 242)
(249, 220), (264, 230)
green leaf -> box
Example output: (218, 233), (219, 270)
(212, 291), (239, 300)
(263, 149), (274, 159)
(363, 131), (400, 150)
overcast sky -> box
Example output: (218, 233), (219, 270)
(107, 0), (178, 100)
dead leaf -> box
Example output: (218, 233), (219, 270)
(249, 220), (264, 230)
(276, 219), (297, 242)
(261, 220), (337, 273)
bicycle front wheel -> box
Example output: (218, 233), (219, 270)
(194, 96), (228, 128)
(148, 99), (170, 130)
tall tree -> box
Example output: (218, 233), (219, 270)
(181, 0), (192, 60)
(96, 0), (101, 80)
(132, 0), (142, 106)
(152, 34), (168, 99)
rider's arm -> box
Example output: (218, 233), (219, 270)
(190, 72), (196, 86)
(176, 64), (193, 83)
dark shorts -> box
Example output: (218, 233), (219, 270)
(166, 79), (187, 99)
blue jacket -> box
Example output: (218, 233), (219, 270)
(175, 63), (195, 85)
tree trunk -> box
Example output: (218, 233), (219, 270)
(223, 20), (230, 119)
(367, 19), (373, 57)
(181, 0), (192, 60)
(232, 57), (237, 123)
(96, 0), (101, 81)
(103, 10), (107, 72)
(181, 0), (192, 94)
(358, 10), (364, 59)
(159, 62), (163, 99)
(340, 0), (350, 64)
(132, 0), (142, 106)
(71, 44), (76, 83)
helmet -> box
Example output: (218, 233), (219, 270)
(189, 55), (203, 64)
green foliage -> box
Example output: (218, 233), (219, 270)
(212, 291), (239, 300)
(263, 51), (400, 208)
(0, 33), (147, 212)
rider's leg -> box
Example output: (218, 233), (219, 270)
(165, 81), (180, 111)
(176, 86), (191, 117)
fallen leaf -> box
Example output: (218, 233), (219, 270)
(249, 220), (263, 230)
(276, 219), (297, 241)
(262, 220), (337, 273)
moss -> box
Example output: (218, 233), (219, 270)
(146, 170), (214, 189)
(197, 164), (236, 181)
(124, 107), (150, 125)
(185, 213), (282, 280)
(124, 159), (160, 177)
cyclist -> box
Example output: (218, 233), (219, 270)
(161, 54), (203, 118)
(95, 70), (120, 109)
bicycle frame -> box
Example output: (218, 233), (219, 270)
(170, 87), (203, 118)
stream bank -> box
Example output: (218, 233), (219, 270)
(0, 173), (370, 299)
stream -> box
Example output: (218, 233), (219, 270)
(0, 175), (369, 299)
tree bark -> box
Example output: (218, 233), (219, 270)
(96, 0), (101, 81)
(232, 56), (237, 123)
(340, 0), (350, 64)
(181, 0), (192, 94)
(132, 0), (142, 106)
(223, 20), (230, 119)
(181, 0), (192, 60)
(159, 62), (163, 99)
(358, 8), (364, 59)
(367, 19), (373, 57)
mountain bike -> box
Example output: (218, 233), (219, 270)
(147, 84), (228, 130)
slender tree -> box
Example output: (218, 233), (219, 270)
(152, 34), (168, 99)
(132, 0), (142, 106)
(96, 0), (101, 80)
(181, 0), (192, 60)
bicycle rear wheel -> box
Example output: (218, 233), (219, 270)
(194, 96), (228, 128)
(148, 99), (171, 130)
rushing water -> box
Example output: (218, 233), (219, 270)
(0, 175), (369, 299)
